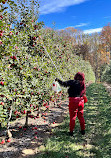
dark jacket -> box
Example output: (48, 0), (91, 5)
(57, 79), (85, 97)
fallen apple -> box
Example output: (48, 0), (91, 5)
(1, 140), (5, 144)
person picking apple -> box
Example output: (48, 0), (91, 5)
(55, 72), (87, 136)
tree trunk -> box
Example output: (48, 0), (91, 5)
(6, 105), (12, 139)
(110, 46), (111, 60)
(24, 111), (29, 127)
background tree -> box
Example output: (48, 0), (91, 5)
(100, 23), (111, 59)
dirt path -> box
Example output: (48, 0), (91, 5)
(0, 99), (69, 158)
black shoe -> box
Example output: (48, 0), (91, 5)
(80, 130), (85, 135)
(69, 131), (73, 136)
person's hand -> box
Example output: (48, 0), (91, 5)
(55, 78), (58, 81)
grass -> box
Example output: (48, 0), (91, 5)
(34, 83), (111, 158)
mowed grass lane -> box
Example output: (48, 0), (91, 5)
(35, 83), (111, 158)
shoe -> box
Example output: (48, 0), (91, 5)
(80, 130), (85, 135)
(69, 131), (73, 136)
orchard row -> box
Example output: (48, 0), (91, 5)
(0, 0), (95, 142)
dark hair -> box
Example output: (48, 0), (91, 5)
(74, 72), (86, 96)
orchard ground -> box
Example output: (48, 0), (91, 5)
(0, 82), (111, 158)
(0, 95), (69, 158)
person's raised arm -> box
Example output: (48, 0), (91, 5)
(55, 78), (73, 87)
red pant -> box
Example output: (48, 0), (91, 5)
(69, 97), (85, 132)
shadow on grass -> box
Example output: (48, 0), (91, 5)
(84, 83), (111, 158)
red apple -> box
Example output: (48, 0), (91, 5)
(23, 128), (26, 131)
(1, 140), (5, 144)
(34, 127), (37, 130)
(2, 1), (6, 4)
(23, 91), (25, 94)
(14, 111), (18, 115)
(43, 103), (46, 107)
(33, 37), (36, 41)
(0, 102), (4, 105)
(32, 127), (35, 130)
(8, 107), (11, 111)
(0, 81), (4, 85)
(0, 41), (3, 45)
(9, 32), (13, 35)
(0, 15), (3, 19)
(15, 46), (18, 49)
(31, 92), (34, 95)
(35, 132), (37, 134)
(0, 33), (3, 37)
(27, 110), (31, 114)
(13, 56), (17, 60)
(35, 136), (37, 139)
(7, 139), (11, 142)
(0, 94), (5, 97)
(23, 110), (26, 114)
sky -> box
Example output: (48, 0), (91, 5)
(38, 0), (111, 34)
